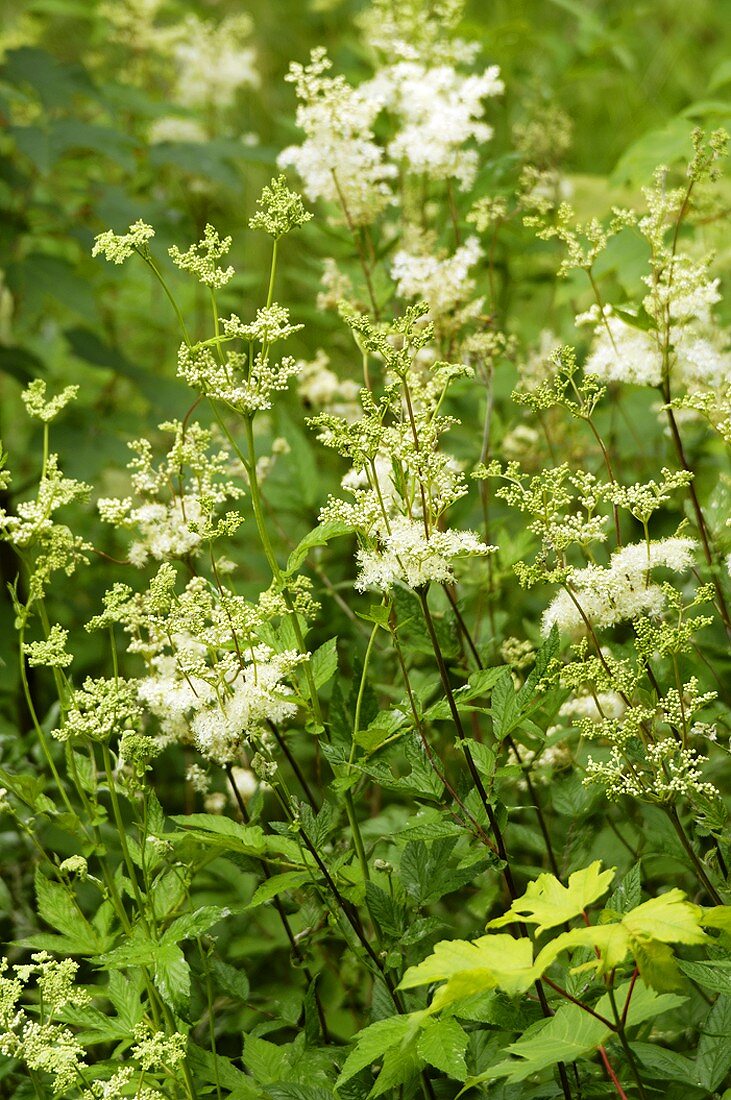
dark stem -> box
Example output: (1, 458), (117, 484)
(416, 586), (517, 897)
(225, 767), (330, 1041)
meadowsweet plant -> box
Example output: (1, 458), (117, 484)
(0, 2), (730, 1099)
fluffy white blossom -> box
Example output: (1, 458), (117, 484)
(391, 235), (483, 319)
(172, 13), (259, 111)
(355, 514), (494, 592)
(191, 646), (305, 765)
(98, 495), (205, 567)
(148, 115), (208, 144)
(543, 537), (698, 635)
(297, 349), (361, 410)
(279, 48), (395, 226)
(579, 306), (663, 387)
(369, 61), (503, 189)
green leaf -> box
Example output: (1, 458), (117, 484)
(399, 934), (537, 1006)
(285, 521), (351, 575)
(607, 862), (642, 915)
(34, 870), (100, 951)
(611, 117), (694, 184)
(154, 943), (190, 1009)
(490, 671), (519, 741)
(171, 814), (267, 856)
(337, 1013), (424, 1087)
(310, 637), (338, 689)
(697, 995), (731, 1091)
(417, 1017), (468, 1080)
(163, 905), (230, 944)
(632, 1042), (697, 1084)
(210, 959), (250, 1003)
(678, 960), (731, 996)
(709, 58), (731, 91)
(487, 861), (616, 935)
(622, 890), (706, 946)
(464, 983), (685, 1089)
(188, 1041), (261, 1093)
(248, 871), (312, 909)
(365, 882), (405, 940)
(465, 1000), (608, 1086)
(244, 1034), (290, 1085)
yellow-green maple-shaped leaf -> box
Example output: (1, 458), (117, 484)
(399, 934), (536, 1010)
(487, 861), (616, 936)
(534, 922), (631, 976)
(623, 890), (706, 946)
(701, 906), (731, 934)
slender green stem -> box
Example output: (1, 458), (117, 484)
(140, 252), (192, 346)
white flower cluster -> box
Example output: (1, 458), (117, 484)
(280, 8), (502, 224)
(169, 224), (234, 289)
(279, 48), (395, 226)
(579, 307), (662, 387)
(391, 235), (483, 320)
(370, 61), (503, 189)
(103, 1), (258, 142)
(172, 13), (259, 112)
(355, 514), (494, 592)
(0, 954), (89, 1093)
(136, 635), (306, 766)
(92, 220), (155, 265)
(585, 740), (718, 803)
(543, 536), (698, 635)
(579, 254), (731, 393)
(99, 495), (205, 567)
(297, 349), (361, 412)
(98, 421), (243, 566)
(22, 380), (79, 423)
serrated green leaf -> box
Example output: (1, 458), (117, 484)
(623, 890), (706, 946)
(679, 960), (731, 996)
(337, 1013), (424, 1087)
(417, 1017), (468, 1080)
(399, 934), (536, 1006)
(248, 871), (312, 909)
(490, 671), (519, 740)
(154, 943), (190, 1009)
(285, 521), (351, 576)
(210, 958), (250, 1003)
(632, 1042), (697, 1084)
(163, 905), (230, 944)
(171, 814), (267, 855)
(310, 637), (338, 689)
(697, 995), (731, 1091)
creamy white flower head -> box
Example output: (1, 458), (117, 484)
(673, 329), (731, 391)
(279, 48), (396, 226)
(98, 494), (205, 567)
(542, 536), (698, 636)
(391, 235), (483, 319)
(369, 61), (502, 189)
(138, 652), (215, 746)
(559, 691), (626, 722)
(172, 13), (259, 110)
(356, 514), (494, 592)
(148, 115), (207, 145)
(191, 646), (306, 765)
(579, 305), (662, 387)
(297, 349), (361, 411)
